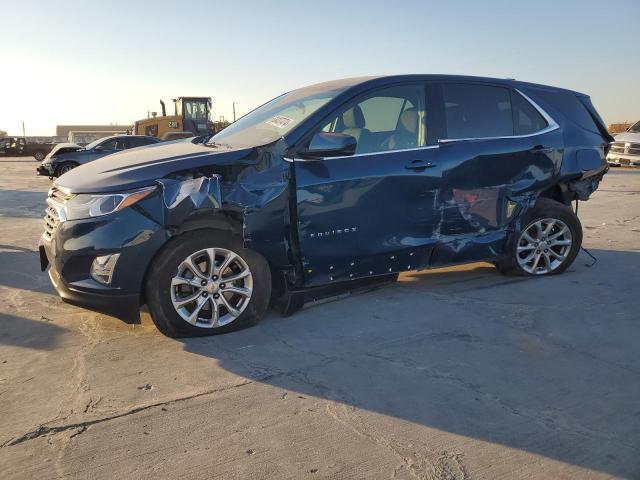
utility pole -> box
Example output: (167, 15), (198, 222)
(232, 102), (236, 122)
(22, 122), (26, 137)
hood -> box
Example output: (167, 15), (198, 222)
(613, 132), (640, 143)
(56, 141), (254, 193)
(45, 142), (82, 160)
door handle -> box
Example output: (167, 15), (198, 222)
(529, 144), (551, 153)
(405, 160), (436, 171)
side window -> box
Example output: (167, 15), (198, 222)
(319, 84), (426, 154)
(512, 91), (548, 135)
(128, 137), (151, 148)
(358, 96), (408, 132)
(101, 139), (128, 151)
(145, 125), (158, 137)
(99, 139), (118, 151)
(443, 84), (513, 139)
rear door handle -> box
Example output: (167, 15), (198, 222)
(405, 160), (436, 171)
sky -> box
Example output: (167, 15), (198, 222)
(1, 0), (638, 136)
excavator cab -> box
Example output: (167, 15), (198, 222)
(174, 97), (212, 136)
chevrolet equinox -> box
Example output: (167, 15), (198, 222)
(39, 75), (612, 337)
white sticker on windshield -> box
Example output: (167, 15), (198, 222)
(265, 115), (293, 129)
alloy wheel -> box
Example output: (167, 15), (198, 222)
(59, 164), (75, 175)
(170, 247), (253, 328)
(516, 218), (573, 275)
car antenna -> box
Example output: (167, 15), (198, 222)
(575, 199), (597, 268)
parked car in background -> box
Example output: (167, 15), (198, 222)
(607, 120), (640, 166)
(39, 75), (611, 338)
(0, 136), (55, 161)
(68, 130), (129, 146)
(37, 135), (162, 177)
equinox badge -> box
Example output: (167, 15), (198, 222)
(309, 227), (357, 239)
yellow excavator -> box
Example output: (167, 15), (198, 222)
(134, 97), (217, 140)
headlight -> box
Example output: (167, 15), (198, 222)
(62, 186), (156, 221)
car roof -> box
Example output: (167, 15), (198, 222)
(302, 74), (584, 97)
(106, 135), (160, 140)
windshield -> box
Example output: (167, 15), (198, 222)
(629, 121), (640, 133)
(207, 83), (349, 148)
(84, 137), (110, 150)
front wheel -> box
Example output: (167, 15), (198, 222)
(34, 151), (46, 161)
(496, 198), (582, 276)
(145, 230), (272, 337)
(56, 162), (78, 176)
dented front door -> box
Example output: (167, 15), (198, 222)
(294, 82), (447, 286)
(294, 146), (442, 286)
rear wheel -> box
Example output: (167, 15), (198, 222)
(56, 162), (78, 176)
(145, 230), (271, 337)
(496, 198), (582, 276)
(34, 151), (46, 161)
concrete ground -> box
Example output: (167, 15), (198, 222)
(0, 156), (638, 480)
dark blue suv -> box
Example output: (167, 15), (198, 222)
(39, 75), (612, 337)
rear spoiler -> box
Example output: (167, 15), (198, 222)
(578, 95), (614, 143)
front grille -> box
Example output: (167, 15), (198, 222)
(49, 186), (72, 203)
(43, 201), (60, 240)
(610, 141), (640, 156)
(43, 186), (72, 241)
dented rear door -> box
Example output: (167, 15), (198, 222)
(428, 82), (563, 265)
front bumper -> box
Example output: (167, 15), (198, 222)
(37, 163), (55, 176)
(41, 252), (140, 321)
(607, 153), (640, 166)
(39, 200), (169, 322)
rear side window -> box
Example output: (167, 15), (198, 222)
(512, 91), (547, 135)
(129, 137), (155, 148)
(531, 89), (601, 135)
(443, 84), (513, 139)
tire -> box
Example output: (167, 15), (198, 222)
(56, 162), (78, 176)
(34, 151), (45, 161)
(496, 198), (582, 276)
(145, 230), (271, 338)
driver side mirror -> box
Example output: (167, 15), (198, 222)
(299, 132), (357, 160)
(93, 145), (103, 152)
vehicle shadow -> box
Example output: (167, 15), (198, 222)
(0, 314), (67, 350)
(0, 245), (54, 294)
(0, 189), (47, 219)
(178, 248), (640, 478)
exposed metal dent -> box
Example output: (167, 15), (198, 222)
(568, 176), (604, 201)
(159, 176), (222, 210)
(158, 175), (223, 227)
(156, 143), (294, 273)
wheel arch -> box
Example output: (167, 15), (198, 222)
(138, 215), (275, 306)
(538, 182), (573, 206)
(175, 210), (243, 237)
(55, 161), (80, 176)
